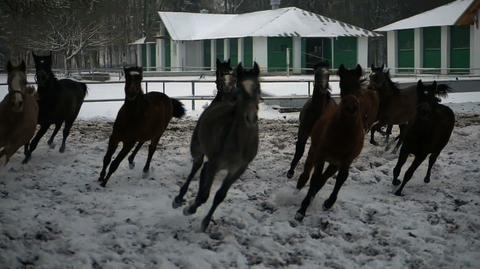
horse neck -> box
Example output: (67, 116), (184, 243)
(233, 95), (258, 126)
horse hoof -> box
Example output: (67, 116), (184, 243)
(424, 178), (430, 183)
(392, 179), (401, 186)
(172, 197), (185, 209)
(370, 141), (379, 146)
(100, 181), (107, 188)
(294, 212), (305, 222)
(48, 142), (56, 149)
(59, 146), (65, 153)
(286, 170), (294, 179)
(129, 162), (135, 169)
(183, 205), (196, 216)
(323, 199), (336, 210)
(394, 190), (403, 196)
(22, 156), (31, 164)
(201, 219), (211, 232)
(142, 169), (150, 179)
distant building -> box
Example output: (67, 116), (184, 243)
(131, 7), (379, 73)
(375, 0), (480, 75)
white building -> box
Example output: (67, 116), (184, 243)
(375, 0), (480, 75)
(132, 7), (380, 73)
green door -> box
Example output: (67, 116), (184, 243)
(243, 37), (253, 68)
(216, 39), (224, 61)
(397, 29), (414, 73)
(450, 26), (470, 73)
(229, 39), (238, 66)
(165, 38), (171, 71)
(204, 40), (211, 70)
(423, 27), (441, 72)
(267, 37), (293, 72)
(141, 44), (147, 68)
(306, 37), (332, 71)
(150, 44), (156, 70)
(333, 37), (357, 69)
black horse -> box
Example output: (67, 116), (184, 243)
(23, 52), (87, 163)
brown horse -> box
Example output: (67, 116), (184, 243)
(287, 62), (335, 179)
(179, 62), (261, 232)
(392, 80), (454, 196)
(368, 65), (416, 148)
(172, 59), (236, 208)
(0, 61), (38, 166)
(294, 68), (365, 222)
(338, 64), (379, 132)
(98, 66), (185, 187)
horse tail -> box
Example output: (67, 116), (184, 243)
(171, 98), (186, 118)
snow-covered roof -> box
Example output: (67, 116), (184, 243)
(129, 36), (157, 45)
(159, 7), (380, 41)
(375, 0), (475, 31)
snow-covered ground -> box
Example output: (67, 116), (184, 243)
(1, 101), (479, 268)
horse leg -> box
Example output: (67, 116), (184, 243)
(391, 124), (407, 154)
(393, 146), (409, 186)
(370, 123), (380, 146)
(384, 124), (393, 144)
(295, 163), (338, 222)
(395, 154), (427, 196)
(173, 154), (204, 209)
(200, 165), (247, 232)
(128, 142), (144, 169)
(98, 137), (119, 182)
(59, 120), (74, 153)
(424, 152), (440, 183)
(142, 137), (160, 178)
(23, 123), (50, 164)
(183, 161), (217, 216)
(47, 122), (62, 149)
(296, 147), (316, 190)
(100, 141), (135, 187)
(287, 126), (309, 178)
(323, 168), (349, 210)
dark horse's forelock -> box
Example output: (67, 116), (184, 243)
(236, 62), (261, 98)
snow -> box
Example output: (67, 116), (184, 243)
(0, 103), (479, 268)
(375, 0), (474, 31)
(159, 7), (380, 41)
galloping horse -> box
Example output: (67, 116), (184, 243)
(98, 66), (185, 187)
(0, 61), (38, 166)
(178, 63), (261, 232)
(287, 62), (335, 179)
(173, 59), (236, 208)
(23, 52), (87, 163)
(392, 80), (454, 196)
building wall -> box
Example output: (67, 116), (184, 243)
(253, 37), (268, 71)
(472, 10), (480, 75)
(185, 41), (204, 70)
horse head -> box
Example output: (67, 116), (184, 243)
(32, 51), (53, 88)
(216, 58), (236, 94)
(368, 64), (388, 89)
(236, 62), (261, 124)
(338, 64), (363, 97)
(6, 60), (27, 112)
(313, 61), (331, 93)
(124, 66), (144, 101)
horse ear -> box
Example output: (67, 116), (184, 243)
(432, 80), (437, 91)
(252, 62), (260, 76)
(355, 64), (363, 76)
(6, 61), (13, 72)
(216, 58), (221, 66)
(381, 64), (384, 70)
(236, 62), (244, 75)
(227, 58), (231, 65)
(370, 64), (374, 70)
(417, 79), (423, 88)
(19, 60), (26, 72)
(338, 64), (346, 75)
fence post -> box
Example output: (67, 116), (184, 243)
(191, 81), (195, 110)
(162, 82), (165, 93)
(286, 48), (290, 77)
(307, 81), (311, 97)
(145, 81), (148, 93)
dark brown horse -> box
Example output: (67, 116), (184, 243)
(0, 61), (38, 166)
(287, 62), (335, 179)
(294, 68), (365, 222)
(23, 52), (87, 163)
(392, 80), (454, 196)
(368, 65), (416, 148)
(178, 62), (261, 232)
(172, 59), (236, 208)
(98, 66), (185, 187)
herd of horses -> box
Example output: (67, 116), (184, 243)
(0, 53), (455, 232)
